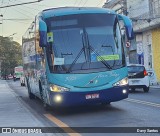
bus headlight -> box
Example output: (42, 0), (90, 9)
(113, 77), (128, 86)
(50, 84), (70, 92)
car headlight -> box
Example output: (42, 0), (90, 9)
(113, 77), (128, 86)
(50, 84), (70, 92)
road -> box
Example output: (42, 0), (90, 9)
(6, 80), (160, 135)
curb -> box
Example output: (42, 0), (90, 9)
(150, 86), (160, 89)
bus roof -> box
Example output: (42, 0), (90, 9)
(42, 7), (116, 19)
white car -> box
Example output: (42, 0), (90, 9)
(127, 64), (150, 92)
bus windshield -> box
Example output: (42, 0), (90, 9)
(46, 13), (125, 73)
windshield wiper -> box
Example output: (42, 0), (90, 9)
(66, 30), (90, 73)
(66, 47), (84, 73)
(66, 29), (113, 73)
(83, 30), (112, 70)
(88, 45), (112, 70)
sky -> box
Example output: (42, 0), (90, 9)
(0, 0), (106, 44)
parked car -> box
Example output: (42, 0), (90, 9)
(8, 74), (13, 80)
(127, 64), (150, 92)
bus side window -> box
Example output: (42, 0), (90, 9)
(35, 16), (45, 70)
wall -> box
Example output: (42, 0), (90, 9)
(135, 34), (143, 64)
(142, 31), (152, 69)
(152, 28), (160, 82)
(103, 0), (125, 14)
(126, 0), (160, 82)
(135, 31), (153, 70)
(127, 0), (149, 18)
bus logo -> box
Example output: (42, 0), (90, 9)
(2, 128), (11, 133)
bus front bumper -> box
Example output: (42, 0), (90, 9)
(49, 86), (129, 107)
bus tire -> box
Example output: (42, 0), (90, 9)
(129, 88), (135, 92)
(26, 79), (35, 99)
(39, 82), (50, 110)
(101, 102), (111, 106)
(143, 87), (149, 93)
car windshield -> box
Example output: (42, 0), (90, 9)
(46, 13), (125, 73)
(127, 66), (145, 73)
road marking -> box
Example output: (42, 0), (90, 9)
(125, 98), (160, 108)
(44, 113), (81, 136)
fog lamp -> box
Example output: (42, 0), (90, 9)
(54, 95), (62, 103)
(122, 89), (127, 94)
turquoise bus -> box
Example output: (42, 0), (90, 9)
(22, 7), (134, 109)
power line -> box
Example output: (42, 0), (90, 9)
(0, 0), (43, 8)
(14, 0), (50, 8)
(96, 0), (104, 7)
(11, 6), (33, 18)
(18, 4), (41, 12)
(2, 18), (33, 20)
(6, 0), (40, 13)
(82, 0), (88, 7)
(76, 0), (84, 7)
(132, 16), (160, 22)
(14, 5), (36, 16)
(2, 0), (10, 15)
(74, 0), (79, 6)
(3, 19), (30, 24)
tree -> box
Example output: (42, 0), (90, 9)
(0, 36), (22, 78)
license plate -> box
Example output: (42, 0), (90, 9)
(85, 94), (99, 99)
(132, 80), (139, 83)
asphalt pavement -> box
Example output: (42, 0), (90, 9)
(1, 79), (160, 136)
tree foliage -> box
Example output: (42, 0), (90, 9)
(0, 36), (22, 77)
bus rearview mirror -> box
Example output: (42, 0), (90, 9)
(39, 19), (47, 47)
(118, 15), (134, 40)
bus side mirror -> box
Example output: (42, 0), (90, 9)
(118, 15), (134, 40)
(39, 19), (47, 47)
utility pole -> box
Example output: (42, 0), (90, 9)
(122, 0), (127, 15)
(0, 0), (43, 9)
(148, 0), (152, 17)
(0, 14), (2, 24)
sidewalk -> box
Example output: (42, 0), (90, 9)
(0, 79), (55, 136)
(150, 83), (160, 89)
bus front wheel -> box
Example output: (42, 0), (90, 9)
(26, 79), (35, 99)
(101, 102), (111, 106)
(39, 83), (51, 110)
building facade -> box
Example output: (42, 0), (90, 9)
(103, 0), (127, 14)
(103, 0), (138, 64)
(103, 0), (160, 82)
(128, 0), (160, 82)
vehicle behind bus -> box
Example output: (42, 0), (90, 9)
(14, 66), (23, 81)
